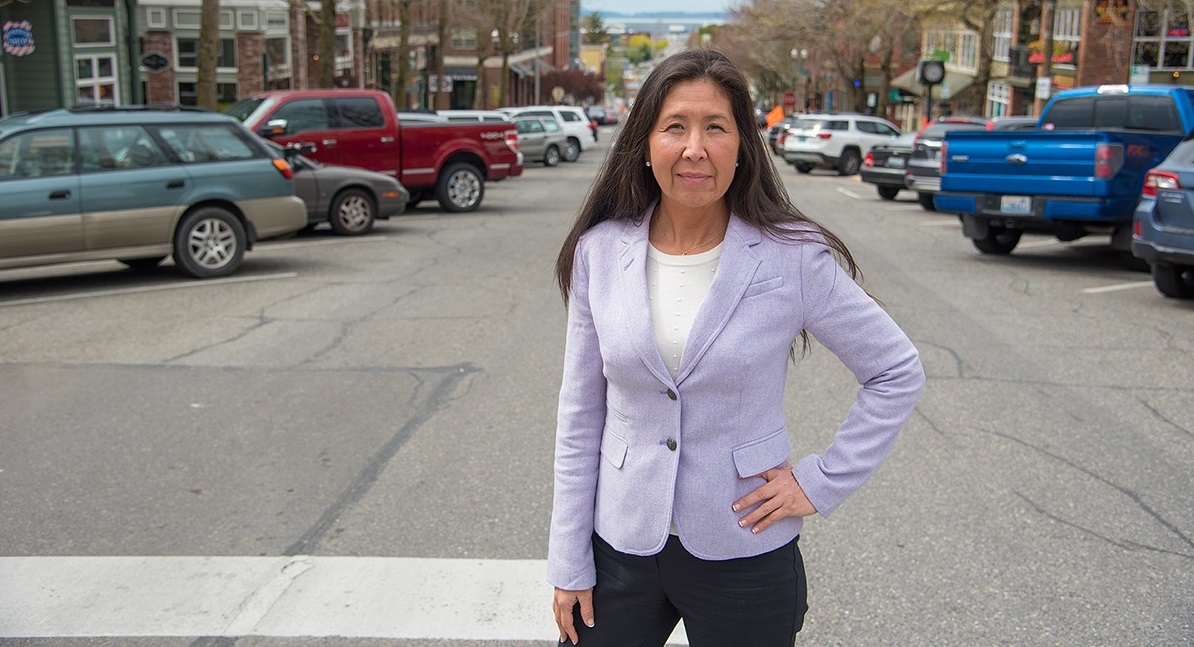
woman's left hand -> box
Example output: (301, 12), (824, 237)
(732, 462), (817, 533)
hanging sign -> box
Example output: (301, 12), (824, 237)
(3, 20), (35, 57)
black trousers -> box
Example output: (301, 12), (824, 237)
(562, 533), (807, 647)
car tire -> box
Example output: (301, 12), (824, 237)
(172, 206), (246, 278)
(837, 149), (861, 176)
(917, 192), (937, 211)
(563, 138), (581, 162)
(1152, 263), (1194, 298)
(794, 163), (814, 174)
(328, 188), (375, 236)
(119, 256), (166, 271)
(876, 186), (901, 201)
(972, 226), (1022, 255)
(544, 145), (561, 167)
(436, 162), (484, 212)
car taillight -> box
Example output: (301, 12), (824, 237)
(864, 152), (874, 168)
(940, 141), (949, 176)
(505, 129), (519, 152)
(272, 159), (294, 179)
(1094, 142), (1124, 179)
(778, 132), (788, 146)
(1142, 169), (1180, 197)
(816, 133), (832, 140)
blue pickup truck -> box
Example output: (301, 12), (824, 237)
(934, 85), (1194, 256)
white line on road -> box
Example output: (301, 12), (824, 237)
(835, 187), (864, 200)
(0, 273), (299, 308)
(261, 236), (389, 251)
(1081, 281), (1154, 294)
(0, 556), (689, 644)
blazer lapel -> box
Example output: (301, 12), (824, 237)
(675, 215), (762, 385)
(617, 213), (676, 387)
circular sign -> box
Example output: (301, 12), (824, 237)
(141, 52), (169, 72)
(552, 86), (565, 102)
(782, 91), (797, 111)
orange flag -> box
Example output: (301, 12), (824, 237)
(765, 105), (786, 128)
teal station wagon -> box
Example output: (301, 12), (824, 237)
(0, 105), (307, 278)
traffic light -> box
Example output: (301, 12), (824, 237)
(918, 59), (945, 86)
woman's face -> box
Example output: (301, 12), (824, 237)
(647, 78), (740, 216)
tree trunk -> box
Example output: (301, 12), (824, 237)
(397, 0), (411, 109)
(319, 0), (336, 87)
(197, 0), (219, 109)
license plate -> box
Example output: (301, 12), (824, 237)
(885, 156), (906, 168)
(1000, 195), (1032, 215)
(796, 136), (807, 142)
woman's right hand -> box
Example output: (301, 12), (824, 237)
(553, 586), (594, 645)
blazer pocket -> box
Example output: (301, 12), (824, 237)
(741, 276), (784, 299)
(601, 431), (628, 469)
(732, 427), (791, 478)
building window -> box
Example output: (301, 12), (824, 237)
(72, 17), (114, 47)
(451, 29), (477, 50)
(146, 9), (167, 30)
(177, 82), (238, 106)
(176, 38), (237, 69)
(75, 54), (118, 106)
(266, 37), (290, 79)
(237, 11), (257, 30)
(1135, 8), (1193, 69)
(986, 82), (1012, 117)
(265, 11), (287, 32)
(173, 10), (201, 29)
(923, 29), (978, 73)
(993, 9), (1012, 63)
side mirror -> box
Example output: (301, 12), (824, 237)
(258, 118), (289, 138)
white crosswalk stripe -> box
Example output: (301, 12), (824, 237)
(0, 556), (689, 644)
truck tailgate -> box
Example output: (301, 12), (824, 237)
(941, 130), (1182, 199)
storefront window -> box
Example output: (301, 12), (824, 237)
(1135, 8), (1194, 69)
(75, 55), (118, 106)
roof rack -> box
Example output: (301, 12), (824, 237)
(68, 103), (214, 114)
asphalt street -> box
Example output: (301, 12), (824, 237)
(0, 127), (1191, 646)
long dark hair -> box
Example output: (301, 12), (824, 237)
(555, 48), (858, 305)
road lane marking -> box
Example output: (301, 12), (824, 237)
(1081, 281), (1154, 294)
(835, 187), (864, 200)
(260, 236), (389, 251)
(0, 556), (689, 644)
(0, 273), (299, 308)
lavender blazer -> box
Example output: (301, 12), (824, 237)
(547, 209), (925, 591)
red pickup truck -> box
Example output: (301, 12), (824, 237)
(225, 89), (522, 212)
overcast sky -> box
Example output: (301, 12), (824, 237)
(581, 0), (732, 15)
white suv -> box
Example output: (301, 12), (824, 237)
(502, 105), (595, 162)
(781, 113), (901, 176)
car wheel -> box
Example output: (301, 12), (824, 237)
(917, 192), (937, 211)
(972, 226), (1022, 255)
(563, 138), (581, 162)
(328, 188), (375, 236)
(876, 186), (900, 201)
(435, 162), (484, 212)
(837, 149), (861, 176)
(794, 163), (814, 174)
(172, 206), (246, 278)
(1152, 263), (1194, 298)
(119, 256), (166, 271)
(544, 145), (561, 167)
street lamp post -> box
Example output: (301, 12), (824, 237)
(790, 48), (808, 113)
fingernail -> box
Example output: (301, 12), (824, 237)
(738, 519), (745, 527)
(732, 504), (740, 512)
(751, 526), (759, 534)
(586, 619), (595, 627)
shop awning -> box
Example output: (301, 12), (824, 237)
(891, 67), (975, 98)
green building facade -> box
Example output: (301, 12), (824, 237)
(0, 0), (139, 117)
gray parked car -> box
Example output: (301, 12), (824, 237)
(512, 117), (567, 167)
(274, 142), (409, 235)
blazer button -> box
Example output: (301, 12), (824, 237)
(666, 437), (677, 451)
(666, 389), (677, 400)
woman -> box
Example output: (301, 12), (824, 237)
(549, 49), (924, 646)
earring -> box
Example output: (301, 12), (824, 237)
(646, 161), (651, 167)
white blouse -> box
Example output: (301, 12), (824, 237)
(646, 242), (722, 378)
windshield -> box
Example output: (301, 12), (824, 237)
(222, 98), (268, 123)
